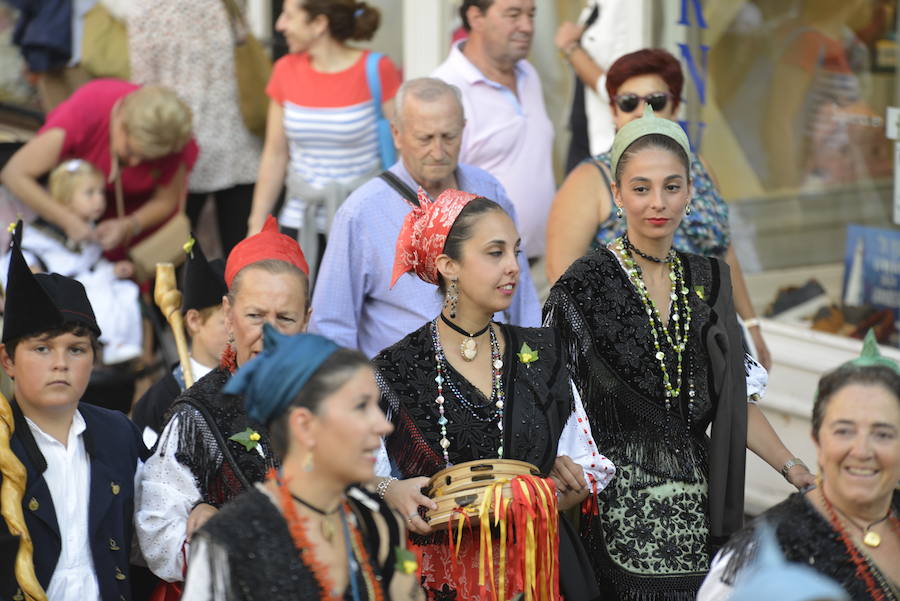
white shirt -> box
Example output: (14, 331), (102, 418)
(433, 42), (556, 258)
(26, 411), (101, 601)
(579, 0), (646, 155)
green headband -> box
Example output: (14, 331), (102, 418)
(609, 104), (692, 178)
(844, 329), (900, 373)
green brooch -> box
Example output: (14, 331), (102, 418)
(229, 427), (261, 452)
(693, 285), (705, 301)
(517, 342), (539, 365)
(394, 546), (418, 575)
(183, 236), (196, 256)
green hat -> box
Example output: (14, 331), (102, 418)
(609, 104), (692, 178)
(846, 329), (900, 373)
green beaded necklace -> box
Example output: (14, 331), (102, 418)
(615, 236), (695, 413)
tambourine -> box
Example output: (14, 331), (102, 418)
(425, 459), (541, 526)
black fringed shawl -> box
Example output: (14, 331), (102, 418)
(196, 487), (398, 601)
(716, 492), (900, 600)
(373, 323), (571, 479)
(544, 249), (748, 546)
(159, 367), (277, 507)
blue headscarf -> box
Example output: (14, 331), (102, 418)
(729, 523), (848, 601)
(223, 324), (340, 424)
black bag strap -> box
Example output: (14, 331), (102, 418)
(378, 171), (419, 207)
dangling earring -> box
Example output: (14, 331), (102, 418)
(303, 453), (314, 472)
(616, 206), (623, 219)
(815, 472), (822, 489)
(445, 279), (459, 319)
(685, 204), (692, 216)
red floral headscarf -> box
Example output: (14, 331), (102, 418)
(390, 188), (478, 288)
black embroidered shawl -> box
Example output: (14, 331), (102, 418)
(197, 487), (397, 601)
(718, 492), (900, 600)
(160, 367), (277, 506)
(544, 248), (748, 544)
(373, 323), (572, 479)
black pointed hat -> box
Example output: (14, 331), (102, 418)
(181, 234), (227, 314)
(2, 221), (101, 343)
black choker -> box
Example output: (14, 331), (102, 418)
(291, 493), (341, 541)
(440, 314), (492, 362)
(622, 232), (675, 264)
(290, 493), (340, 516)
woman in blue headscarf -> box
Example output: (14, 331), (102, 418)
(180, 325), (425, 601)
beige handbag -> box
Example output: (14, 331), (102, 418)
(221, 0), (271, 139)
(81, 2), (130, 80)
(114, 169), (189, 283)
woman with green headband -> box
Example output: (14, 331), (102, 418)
(180, 325), (424, 601)
(699, 330), (900, 601)
(544, 105), (815, 600)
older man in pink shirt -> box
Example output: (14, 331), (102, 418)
(432, 0), (554, 261)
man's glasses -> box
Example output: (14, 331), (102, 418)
(614, 92), (672, 113)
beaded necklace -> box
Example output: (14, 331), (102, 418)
(614, 236), (694, 413)
(273, 470), (383, 601)
(820, 488), (900, 601)
(431, 319), (505, 467)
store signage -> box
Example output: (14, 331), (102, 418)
(885, 106), (900, 225)
(675, 0), (708, 153)
(843, 224), (900, 342)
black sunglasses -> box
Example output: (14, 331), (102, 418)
(614, 92), (671, 113)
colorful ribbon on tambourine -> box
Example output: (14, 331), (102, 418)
(444, 474), (560, 601)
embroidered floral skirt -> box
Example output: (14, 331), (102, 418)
(582, 462), (711, 601)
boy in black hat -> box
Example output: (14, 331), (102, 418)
(0, 221), (146, 601)
(131, 236), (229, 447)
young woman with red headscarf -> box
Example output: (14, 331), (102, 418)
(371, 188), (615, 601)
(545, 48), (772, 370)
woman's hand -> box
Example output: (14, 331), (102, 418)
(63, 217), (96, 245)
(113, 260), (134, 279)
(550, 455), (589, 511)
(382, 476), (436, 536)
(554, 21), (584, 53)
(186, 503), (218, 542)
(786, 463), (816, 490)
(95, 217), (131, 250)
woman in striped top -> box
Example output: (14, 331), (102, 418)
(248, 0), (401, 275)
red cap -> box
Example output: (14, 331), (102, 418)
(225, 216), (309, 287)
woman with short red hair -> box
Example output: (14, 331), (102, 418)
(546, 49), (772, 369)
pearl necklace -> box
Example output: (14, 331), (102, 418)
(615, 237), (694, 412)
(431, 319), (505, 467)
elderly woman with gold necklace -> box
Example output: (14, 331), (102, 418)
(543, 106), (815, 600)
(698, 330), (900, 601)
(372, 189), (615, 601)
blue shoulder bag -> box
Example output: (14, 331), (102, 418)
(365, 52), (397, 169)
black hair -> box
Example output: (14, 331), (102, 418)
(436, 197), (506, 294)
(812, 364), (900, 441)
(267, 348), (372, 460)
(614, 133), (691, 185)
(301, 0), (380, 41)
(459, 0), (494, 31)
(5, 323), (100, 362)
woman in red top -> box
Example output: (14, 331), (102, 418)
(0, 79), (198, 261)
